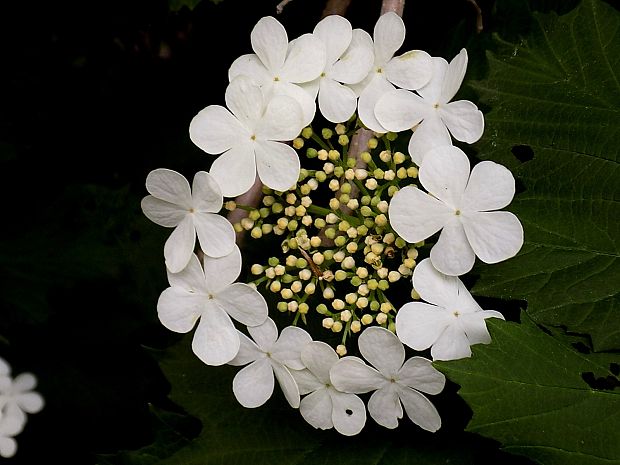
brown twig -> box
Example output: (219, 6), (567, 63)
(466, 0), (483, 33)
(380, 0), (405, 16)
(321, 0), (352, 17)
(276, 0), (294, 14)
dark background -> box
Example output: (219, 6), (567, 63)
(0, 0), (579, 463)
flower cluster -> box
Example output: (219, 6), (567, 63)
(0, 356), (44, 458)
(142, 11), (524, 436)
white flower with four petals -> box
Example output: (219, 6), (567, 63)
(157, 246), (268, 366)
(375, 48), (484, 165)
(228, 318), (312, 408)
(141, 169), (236, 273)
(190, 75), (305, 197)
(331, 327), (445, 431)
(396, 258), (505, 361)
(389, 145), (524, 276)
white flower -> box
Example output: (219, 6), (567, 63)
(330, 327), (444, 431)
(396, 258), (504, 361)
(157, 246), (268, 366)
(0, 373), (44, 421)
(228, 318), (311, 408)
(353, 11), (432, 133)
(301, 15), (374, 123)
(291, 341), (366, 436)
(141, 169), (235, 273)
(375, 48), (484, 165)
(228, 16), (326, 126)
(189, 75), (304, 197)
(388, 145), (524, 276)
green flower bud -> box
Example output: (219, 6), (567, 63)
(272, 203), (284, 214)
(277, 301), (288, 312)
(322, 128), (333, 139)
(333, 166), (344, 177)
(306, 147), (318, 158)
(293, 137), (304, 149)
(386, 131), (397, 141)
(316, 303), (328, 314)
(334, 270), (347, 281)
(395, 237), (407, 248)
(350, 276), (362, 287)
(315, 171), (327, 182)
(378, 279), (390, 291)
(367, 138), (378, 149)
(387, 185), (399, 197)
(301, 126), (313, 139)
(338, 134), (349, 146)
(370, 300), (380, 312)
(361, 195), (371, 206)
(298, 303), (309, 314)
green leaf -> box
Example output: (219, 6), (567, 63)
(470, 0), (620, 351)
(435, 316), (620, 465)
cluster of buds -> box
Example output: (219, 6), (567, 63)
(228, 118), (426, 354)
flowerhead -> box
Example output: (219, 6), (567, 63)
(396, 258), (504, 360)
(157, 246), (268, 366)
(190, 75), (305, 197)
(375, 48), (484, 165)
(388, 145), (524, 276)
(141, 168), (236, 273)
(331, 326), (445, 431)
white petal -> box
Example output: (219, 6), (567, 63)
(0, 359), (10, 377)
(247, 317), (278, 350)
(299, 78), (320, 100)
(301, 341), (338, 384)
(192, 304), (240, 366)
(411, 258), (459, 308)
(357, 326), (404, 378)
(313, 15), (352, 66)
(255, 140), (300, 192)
(251, 16), (287, 73)
(228, 53), (271, 85)
(461, 211), (524, 264)
(462, 161), (516, 212)
(459, 311), (494, 346)
(272, 326), (312, 370)
(225, 75), (264, 127)
(357, 75), (394, 133)
(141, 196), (186, 227)
(388, 185), (452, 243)
(189, 105), (248, 155)
(281, 33), (326, 83)
(193, 213), (235, 259)
(157, 287), (203, 333)
(202, 245), (241, 293)
(329, 390), (366, 436)
(417, 57), (448, 103)
(209, 144), (257, 198)
(228, 331), (261, 366)
(146, 168), (192, 207)
(164, 215), (196, 274)
(0, 404), (25, 434)
(374, 89), (427, 133)
(16, 392), (44, 414)
(367, 385), (401, 429)
(330, 358), (385, 393)
(255, 94), (304, 141)
(272, 363), (301, 408)
(398, 357), (446, 395)
(440, 48), (467, 103)
(300, 388), (333, 430)
(12, 373), (36, 392)
(385, 50), (433, 90)
(396, 385), (442, 432)
(232, 359), (274, 408)
(407, 114), (452, 166)
(430, 217), (476, 276)
(167, 253), (207, 293)
(440, 100), (484, 143)
(395, 302), (451, 351)
(318, 79), (357, 123)
(373, 12), (404, 65)
(216, 283), (268, 327)
(330, 29), (374, 84)
(0, 437), (16, 458)
(431, 323), (471, 361)
(270, 81), (316, 127)
(419, 145), (470, 209)
(291, 368), (323, 395)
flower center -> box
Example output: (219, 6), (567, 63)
(208, 294), (214, 300)
(453, 310), (460, 317)
(433, 103), (440, 109)
(455, 209), (461, 216)
(376, 67), (383, 74)
(320, 72), (326, 78)
(273, 76), (280, 82)
(250, 134), (257, 141)
(189, 207), (195, 213)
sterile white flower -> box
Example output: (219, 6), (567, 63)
(141, 168), (235, 273)
(228, 318), (312, 408)
(189, 75), (304, 197)
(292, 341), (366, 436)
(374, 48), (484, 165)
(330, 326), (444, 431)
(157, 246), (268, 366)
(396, 258), (504, 360)
(301, 15), (374, 123)
(388, 145), (524, 276)
(352, 11), (432, 133)
(0, 373), (44, 421)
(228, 16), (326, 126)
